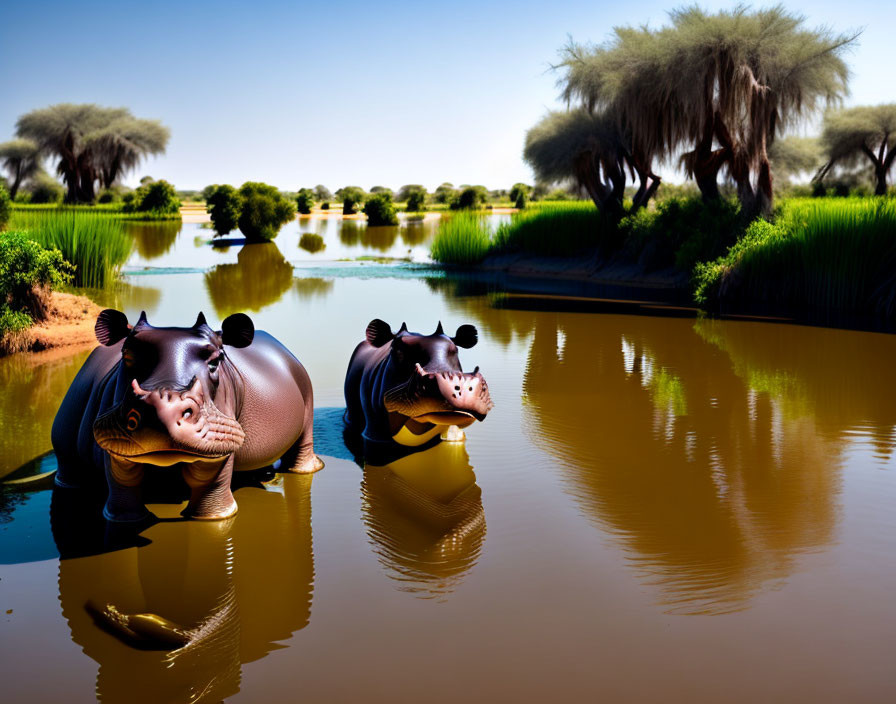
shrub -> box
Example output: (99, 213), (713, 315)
(123, 179), (180, 214)
(205, 184), (243, 236)
(97, 187), (123, 204)
(0, 231), (72, 320)
(509, 183), (530, 203)
(431, 213), (492, 265)
(338, 186), (366, 215)
(406, 189), (426, 212)
(0, 184), (10, 229)
(237, 181), (296, 241)
(363, 192), (399, 226)
(451, 186), (488, 210)
(514, 191), (528, 209)
(321, 201), (330, 210)
(296, 188), (315, 215)
(693, 198), (896, 318)
(9, 211), (131, 288)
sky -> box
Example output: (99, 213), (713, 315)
(1, 0), (894, 192)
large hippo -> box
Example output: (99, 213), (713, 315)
(344, 319), (492, 456)
(51, 309), (322, 522)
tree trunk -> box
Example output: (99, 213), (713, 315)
(9, 167), (23, 199)
(875, 167), (887, 196)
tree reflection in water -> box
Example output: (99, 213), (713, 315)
(360, 441), (486, 601)
(125, 221), (182, 260)
(204, 243), (294, 317)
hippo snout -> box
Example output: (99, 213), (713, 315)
(383, 363), (493, 426)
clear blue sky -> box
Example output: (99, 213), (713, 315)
(1, 1), (893, 191)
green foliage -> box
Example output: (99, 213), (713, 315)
(205, 184), (243, 236)
(0, 139), (40, 199)
(338, 186), (366, 215)
(363, 192), (399, 226)
(0, 184), (10, 229)
(431, 213), (492, 265)
(123, 179), (180, 214)
(619, 196), (743, 272)
(27, 173), (65, 205)
(0, 231), (73, 325)
(369, 186), (393, 198)
(397, 184), (425, 202)
(434, 183), (457, 204)
(693, 198), (896, 318)
(296, 188), (315, 214)
(818, 104), (896, 195)
(403, 186), (427, 212)
(9, 211), (131, 288)
(508, 183), (530, 203)
(450, 186), (488, 210)
(514, 191), (528, 209)
(237, 181), (296, 241)
(493, 202), (607, 257)
(314, 185), (333, 201)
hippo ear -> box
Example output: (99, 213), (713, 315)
(366, 319), (395, 347)
(95, 309), (130, 346)
(220, 313), (254, 348)
(452, 324), (478, 348)
(193, 311), (208, 329)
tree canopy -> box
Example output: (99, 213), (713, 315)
(0, 139), (40, 199)
(15, 103), (169, 203)
(817, 104), (896, 195)
(535, 5), (857, 217)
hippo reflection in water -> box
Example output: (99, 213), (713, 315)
(344, 319), (493, 458)
(52, 472), (315, 703)
(51, 309), (322, 522)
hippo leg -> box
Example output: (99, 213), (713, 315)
(104, 455), (150, 523)
(284, 401), (323, 474)
(182, 456), (238, 520)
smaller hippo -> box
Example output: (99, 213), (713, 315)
(51, 310), (322, 522)
(344, 319), (493, 457)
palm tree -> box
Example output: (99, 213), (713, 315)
(0, 139), (40, 198)
(816, 104), (896, 195)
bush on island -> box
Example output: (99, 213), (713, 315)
(237, 181), (296, 241)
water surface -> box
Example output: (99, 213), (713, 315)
(0, 219), (894, 702)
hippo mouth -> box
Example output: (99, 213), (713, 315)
(383, 363), (492, 427)
(94, 379), (245, 465)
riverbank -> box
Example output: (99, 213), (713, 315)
(0, 291), (101, 357)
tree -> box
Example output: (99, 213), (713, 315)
(15, 104), (169, 203)
(397, 184), (425, 202)
(122, 179), (180, 214)
(769, 137), (823, 187)
(206, 185), (243, 236)
(816, 104), (896, 195)
(27, 171), (64, 204)
(313, 184), (333, 201)
(451, 185), (488, 210)
(507, 183), (532, 203)
(363, 192), (399, 225)
(406, 188), (426, 212)
(296, 188), (315, 214)
(554, 7), (856, 216)
(369, 186), (393, 198)
(237, 182), (296, 241)
(434, 183), (457, 204)
(0, 139), (40, 199)
(338, 186), (366, 215)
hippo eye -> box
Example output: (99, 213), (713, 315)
(208, 357), (220, 374)
(126, 410), (141, 432)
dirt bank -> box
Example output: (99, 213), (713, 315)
(0, 292), (102, 357)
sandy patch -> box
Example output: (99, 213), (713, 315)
(1, 292), (102, 357)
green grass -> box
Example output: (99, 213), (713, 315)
(12, 203), (181, 221)
(694, 197), (896, 317)
(430, 212), (493, 265)
(9, 210), (133, 288)
(493, 202), (608, 257)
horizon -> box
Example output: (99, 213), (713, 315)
(2, 0), (894, 192)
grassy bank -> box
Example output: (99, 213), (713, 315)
(695, 198), (896, 319)
(10, 211), (133, 288)
(12, 203), (181, 221)
(430, 195), (896, 324)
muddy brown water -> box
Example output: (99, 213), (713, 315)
(0, 218), (895, 702)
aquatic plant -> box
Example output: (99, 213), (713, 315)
(9, 210), (132, 288)
(694, 197), (896, 319)
(430, 212), (492, 265)
(299, 233), (325, 253)
(492, 202), (607, 257)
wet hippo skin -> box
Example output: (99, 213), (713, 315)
(344, 319), (493, 460)
(51, 309), (322, 521)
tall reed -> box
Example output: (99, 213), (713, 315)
(430, 212), (492, 265)
(492, 202), (607, 257)
(694, 197), (896, 318)
(10, 210), (133, 288)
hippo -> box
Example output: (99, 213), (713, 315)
(344, 319), (492, 458)
(51, 309), (322, 522)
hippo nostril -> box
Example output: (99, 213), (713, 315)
(183, 409), (193, 420)
(455, 385), (460, 391)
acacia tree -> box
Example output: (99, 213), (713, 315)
(553, 6), (856, 216)
(768, 137), (822, 187)
(816, 104), (896, 195)
(15, 104), (169, 203)
(0, 139), (40, 198)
